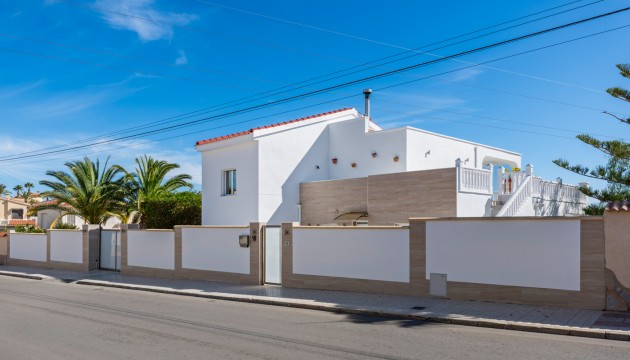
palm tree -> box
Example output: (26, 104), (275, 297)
(22, 182), (35, 202)
(12, 185), (23, 197)
(24, 182), (34, 194)
(118, 155), (192, 225)
(39, 157), (126, 225)
(0, 184), (10, 196)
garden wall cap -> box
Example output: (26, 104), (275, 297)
(606, 200), (630, 212)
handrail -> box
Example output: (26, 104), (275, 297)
(496, 176), (532, 217)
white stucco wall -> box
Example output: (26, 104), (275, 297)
(9, 233), (47, 262)
(200, 140), (259, 225)
(456, 192), (491, 217)
(181, 227), (250, 274)
(127, 230), (175, 270)
(406, 128), (521, 171)
(257, 119), (331, 224)
(327, 118), (407, 179)
(196, 107), (522, 226)
(292, 228), (410, 282)
(49, 230), (83, 263)
(426, 220), (580, 290)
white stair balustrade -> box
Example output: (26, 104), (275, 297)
(495, 175), (533, 217)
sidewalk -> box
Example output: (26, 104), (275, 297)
(1, 265), (628, 341)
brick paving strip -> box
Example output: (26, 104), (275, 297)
(1, 268), (628, 342)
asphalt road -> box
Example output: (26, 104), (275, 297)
(0, 277), (628, 360)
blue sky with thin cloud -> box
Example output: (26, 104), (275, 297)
(0, 0), (629, 194)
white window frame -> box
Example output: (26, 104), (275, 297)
(222, 169), (237, 196)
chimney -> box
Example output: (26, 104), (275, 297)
(363, 88), (372, 119)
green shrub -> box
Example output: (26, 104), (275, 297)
(143, 191), (201, 229)
(54, 222), (79, 230)
(583, 203), (605, 216)
(15, 224), (46, 233)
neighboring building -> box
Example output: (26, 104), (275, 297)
(0, 196), (31, 225)
(195, 104), (585, 226)
(33, 200), (121, 229)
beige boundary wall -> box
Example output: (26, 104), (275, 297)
(0, 236), (7, 265)
(281, 217), (606, 310)
(5, 226), (100, 271)
(120, 223), (264, 285)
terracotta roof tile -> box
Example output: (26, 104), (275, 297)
(606, 200), (630, 212)
(195, 108), (354, 146)
(8, 219), (36, 226)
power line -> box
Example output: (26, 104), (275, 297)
(3, 1), (613, 159)
(376, 99), (624, 140)
(374, 107), (576, 139)
(196, 0), (607, 93)
(0, 8), (627, 162)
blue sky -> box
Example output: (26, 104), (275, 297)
(0, 0), (629, 194)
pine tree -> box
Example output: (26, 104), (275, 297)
(553, 64), (630, 214)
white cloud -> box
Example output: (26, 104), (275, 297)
(444, 68), (484, 83)
(94, 0), (198, 42)
(175, 50), (188, 65)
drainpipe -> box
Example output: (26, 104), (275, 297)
(363, 89), (372, 119)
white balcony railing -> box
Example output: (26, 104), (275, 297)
(458, 165), (493, 194)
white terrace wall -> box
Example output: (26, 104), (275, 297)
(181, 227), (250, 274)
(6, 226), (97, 271)
(9, 233), (47, 262)
(126, 230), (175, 270)
(412, 217), (605, 310)
(49, 230), (83, 264)
(120, 224), (263, 285)
(426, 220), (580, 290)
(282, 225), (412, 295)
(282, 218), (605, 309)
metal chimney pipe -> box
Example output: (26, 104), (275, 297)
(363, 88), (372, 118)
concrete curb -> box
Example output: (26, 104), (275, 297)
(74, 279), (630, 342)
(0, 270), (45, 281)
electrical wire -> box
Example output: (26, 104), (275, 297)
(0, 7), (627, 163)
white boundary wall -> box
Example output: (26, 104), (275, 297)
(293, 228), (409, 282)
(426, 220), (580, 290)
(127, 230), (175, 270)
(181, 227), (250, 274)
(50, 230), (83, 264)
(9, 233), (47, 262)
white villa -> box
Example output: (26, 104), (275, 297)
(195, 98), (586, 226)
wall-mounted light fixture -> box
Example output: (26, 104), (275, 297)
(351, 162), (357, 168)
(425, 150), (431, 157)
(332, 158), (338, 165)
(315, 165), (320, 169)
(393, 156), (399, 162)
(371, 152), (378, 158)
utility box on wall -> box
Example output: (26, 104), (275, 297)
(239, 234), (250, 248)
(430, 273), (447, 297)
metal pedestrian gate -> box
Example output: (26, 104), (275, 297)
(100, 229), (121, 271)
(264, 225), (281, 284)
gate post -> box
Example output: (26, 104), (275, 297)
(249, 222), (265, 285)
(83, 224), (101, 271)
